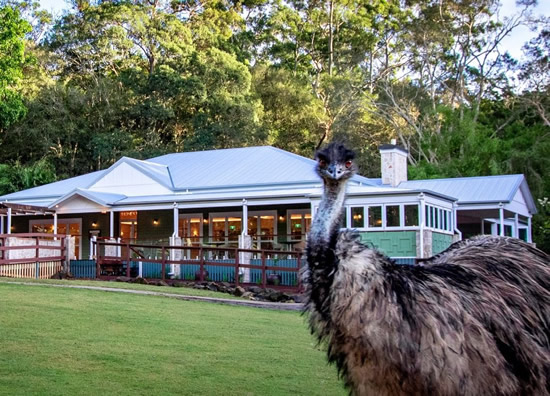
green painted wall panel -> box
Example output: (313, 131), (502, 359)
(432, 232), (453, 255)
(137, 210), (173, 243)
(359, 231), (416, 257)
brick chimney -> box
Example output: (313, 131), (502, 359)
(379, 139), (408, 187)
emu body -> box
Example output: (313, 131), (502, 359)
(304, 143), (550, 396)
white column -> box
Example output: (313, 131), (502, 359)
(53, 213), (58, 240)
(53, 213), (58, 234)
(499, 203), (505, 236)
(173, 202), (179, 237)
(242, 199), (248, 236)
(527, 216), (532, 243)
(514, 213), (519, 239)
(7, 207), (12, 234)
(419, 194), (425, 258)
(0, 215), (4, 234)
(109, 211), (114, 238)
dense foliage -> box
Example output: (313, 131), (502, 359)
(0, 0), (548, 250)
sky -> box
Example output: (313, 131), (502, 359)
(39, 0), (549, 61)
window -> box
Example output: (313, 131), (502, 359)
(212, 217), (227, 242)
(227, 217), (241, 241)
(404, 205), (418, 226)
(287, 210), (312, 240)
(248, 214), (276, 250)
(210, 211), (277, 247)
(351, 207), (364, 228)
(368, 206), (382, 227)
(386, 205), (400, 227)
(519, 228), (527, 241)
(424, 205), (452, 232)
(179, 214), (202, 244)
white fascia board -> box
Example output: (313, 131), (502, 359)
(457, 202), (530, 217)
(175, 182), (321, 195)
(112, 197), (313, 212)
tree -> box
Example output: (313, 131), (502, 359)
(0, 5), (31, 130)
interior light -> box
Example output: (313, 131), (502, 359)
(153, 219), (159, 226)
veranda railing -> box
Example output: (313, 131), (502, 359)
(94, 239), (304, 290)
(0, 233), (68, 279)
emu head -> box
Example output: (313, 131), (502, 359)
(315, 143), (357, 183)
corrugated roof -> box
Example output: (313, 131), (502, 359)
(148, 146), (376, 190)
(399, 175), (525, 204)
(0, 170), (105, 201)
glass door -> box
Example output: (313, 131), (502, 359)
(179, 214), (203, 258)
(119, 211), (138, 242)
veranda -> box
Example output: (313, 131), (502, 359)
(0, 233), (304, 291)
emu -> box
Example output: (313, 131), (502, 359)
(304, 142), (550, 396)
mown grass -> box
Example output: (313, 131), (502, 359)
(0, 282), (346, 395)
(0, 277), (251, 300)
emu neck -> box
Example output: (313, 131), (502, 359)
(311, 179), (347, 250)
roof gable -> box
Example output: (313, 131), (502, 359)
(88, 158), (174, 196)
(48, 189), (126, 211)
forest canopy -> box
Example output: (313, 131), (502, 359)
(0, 0), (549, 249)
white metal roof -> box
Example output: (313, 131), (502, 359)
(399, 174), (536, 213)
(149, 146), (376, 190)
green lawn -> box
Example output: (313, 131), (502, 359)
(0, 282), (346, 395)
(0, 277), (251, 300)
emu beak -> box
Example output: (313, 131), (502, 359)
(327, 164), (345, 179)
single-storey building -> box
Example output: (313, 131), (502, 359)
(0, 142), (536, 264)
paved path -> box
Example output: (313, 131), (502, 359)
(0, 280), (304, 311)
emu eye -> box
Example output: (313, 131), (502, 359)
(345, 160), (353, 169)
(319, 159), (327, 168)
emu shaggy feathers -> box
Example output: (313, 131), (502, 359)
(304, 143), (550, 396)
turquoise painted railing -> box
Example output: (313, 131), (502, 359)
(69, 260), (96, 278)
(392, 257), (416, 265)
(132, 258), (300, 286)
(249, 259), (299, 287)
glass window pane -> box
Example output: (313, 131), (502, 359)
(212, 217), (225, 241)
(505, 225), (513, 237)
(351, 207), (364, 228)
(290, 215), (302, 237)
(178, 218), (187, 237)
(425, 205), (430, 227)
(386, 205), (400, 227)
(404, 205), (418, 226)
(304, 214), (312, 233)
(190, 218), (201, 241)
(248, 216), (258, 236)
(519, 228), (527, 241)
(227, 217), (241, 241)
(433, 208), (438, 229)
(368, 206), (382, 227)
(259, 216), (274, 237)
